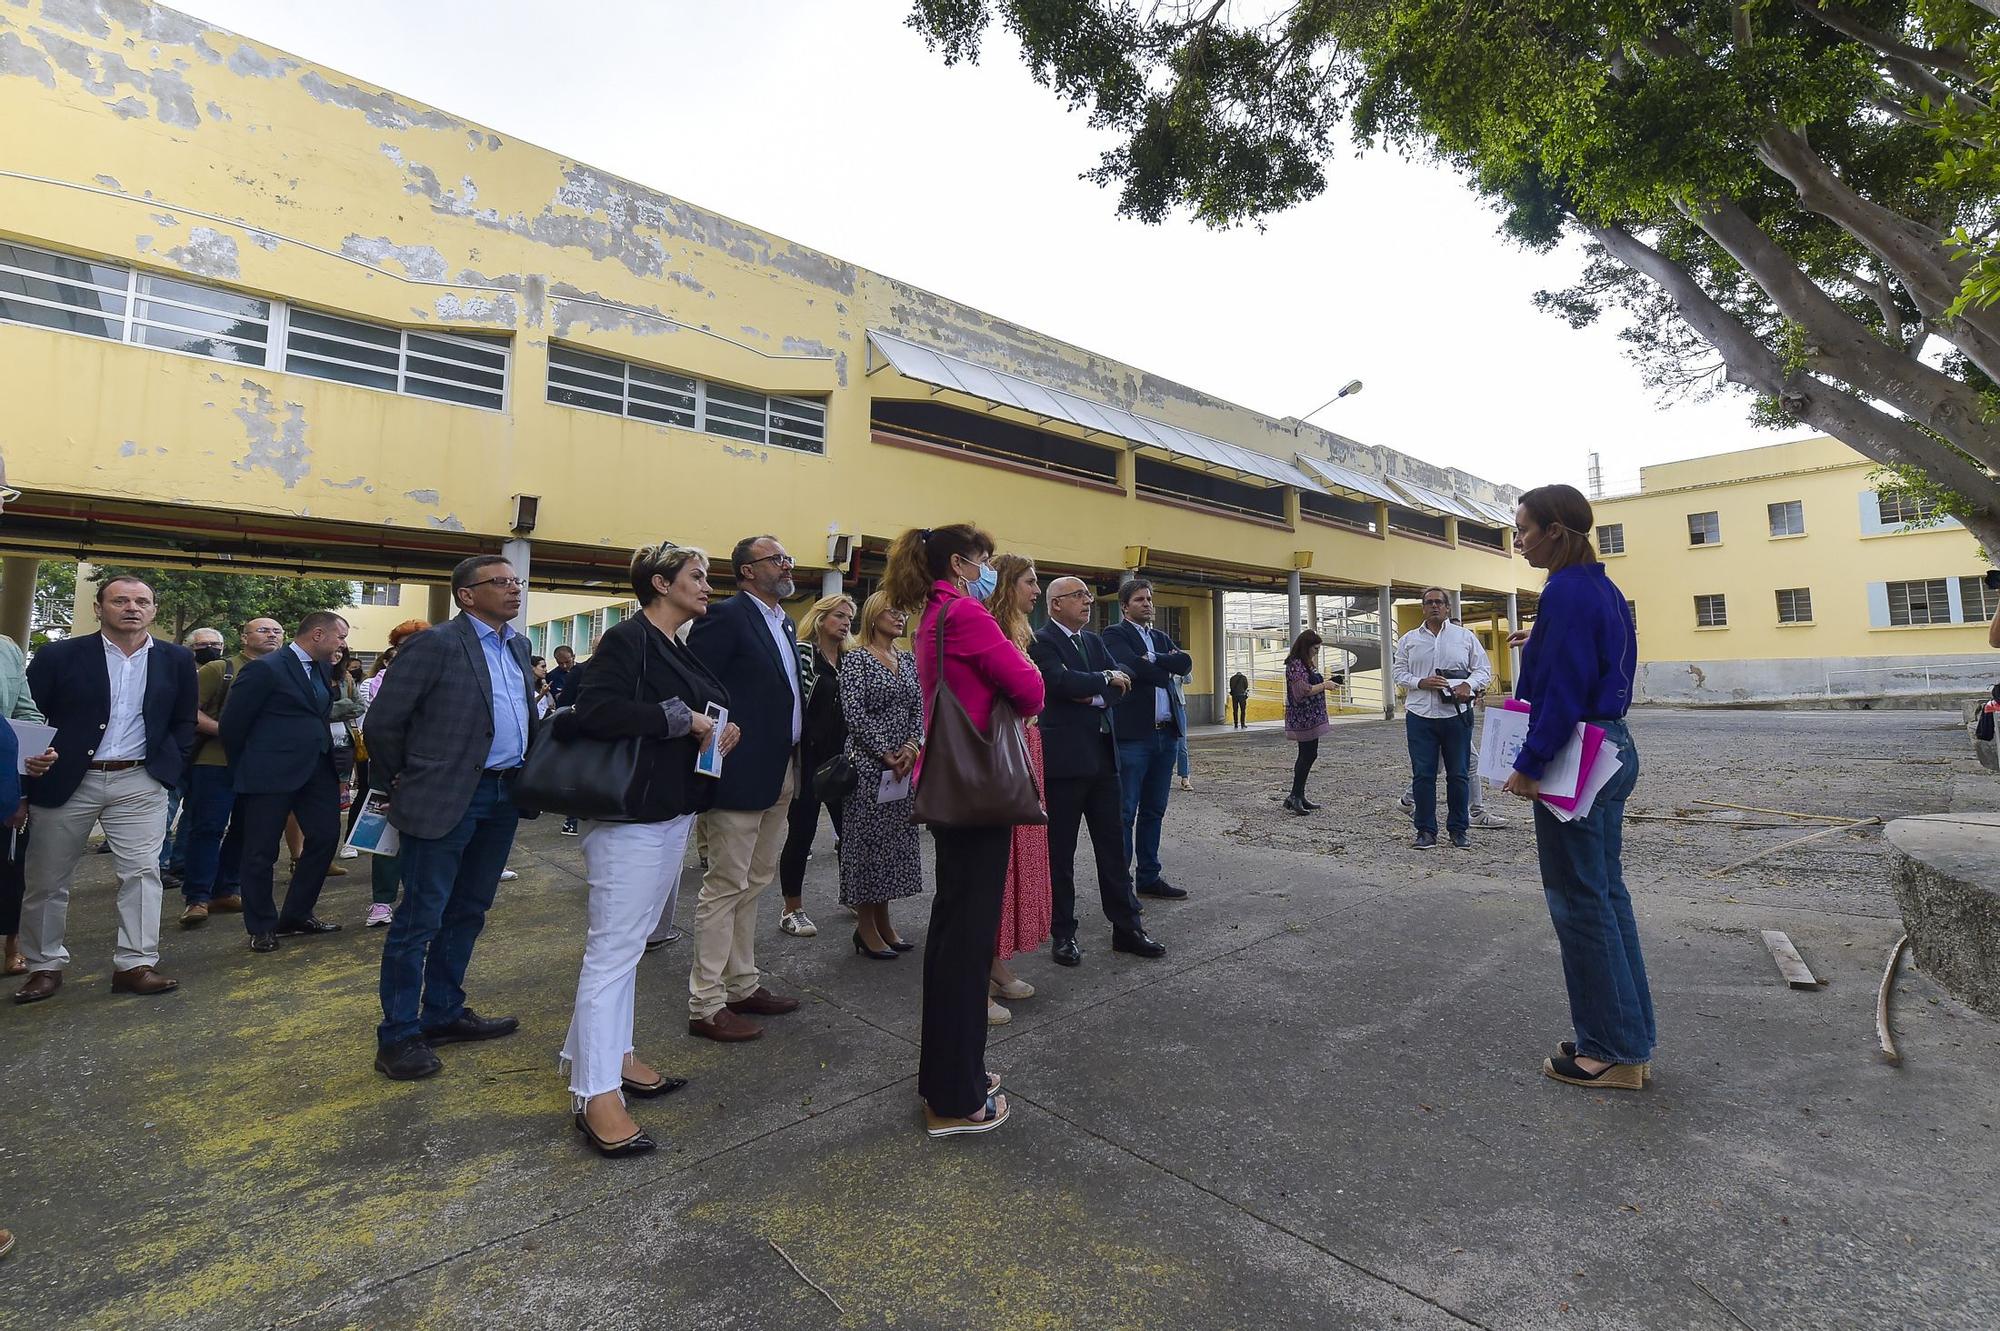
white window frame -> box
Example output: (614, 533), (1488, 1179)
(1877, 491), (1940, 527)
(1687, 511), (1721, 546)
(1694, 593), (1728, 627)
(1767, 500), (1805, 538)
(545, 341), (828, 455)
(1958, 575), (1999, 624)
(1775, 587), (1813, 623)
(0, 238), (509, 411)
(1596, 523), (1625, 556)
(1886, 578), (1951, 626)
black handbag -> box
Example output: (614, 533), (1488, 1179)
(813, 751), (859, 803)
(512, 641), (656, 820)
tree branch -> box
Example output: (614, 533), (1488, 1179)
(1792, 2), (1982, 82)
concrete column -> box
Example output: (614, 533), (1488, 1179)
(1287, 569), (1303, 641)
(1211, 588), (1228, 723)
(1506, 591), (1521, 692)
(426, 584), (453, 624)
(501, 537), (532, 635)
(73, 561), (101, 636)
(0, 556), (37, 646)
(1379, 583), (1396, 720)
(821, 568), (843, 599)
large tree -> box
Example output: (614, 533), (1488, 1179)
(89, 567), (354, 647)
(908, 1), (2000, 548)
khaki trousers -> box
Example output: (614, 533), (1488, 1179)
(21, 767), (171, 972)
(689, 765), (794, 1021)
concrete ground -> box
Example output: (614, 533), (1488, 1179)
(4, 708), (1996, 1330)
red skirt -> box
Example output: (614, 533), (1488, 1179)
(996, 725), (1054, 960)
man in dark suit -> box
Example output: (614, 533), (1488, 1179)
(220, 611), (350, 952)
(1029, 577), (1166, 966)
(682, 535), (804, 1042)
(14, 575), (197, 1004)
(1103, 578), (1195, 902)
(363, 555), (537, 1080)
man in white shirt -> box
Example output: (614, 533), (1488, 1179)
(1393, 588), (1492, 850)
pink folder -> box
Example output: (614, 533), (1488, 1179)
(1501, 700), (1607, 813)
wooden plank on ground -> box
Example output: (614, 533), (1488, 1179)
(1760, 930), (1824, 989)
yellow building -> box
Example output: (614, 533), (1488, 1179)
(0, 1), (1533, 720)
(1593, 437), (1994, 703)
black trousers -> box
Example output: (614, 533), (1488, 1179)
(777, 771), (845, 901)
(920, 824), (1010, 1118)
(1291, 739), (1320, 801)
(0, 825), (26, 936)
(1231, 696), (1247, 727)
(1046, 768), (1141, 941)
(236, 754), (341, 936)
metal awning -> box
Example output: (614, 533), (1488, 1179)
(868, 330), (1323, 491)
(1386, 476), (1489, 523)
(1294, 455), (1403, 506)
(1463, 496), (1517, 528)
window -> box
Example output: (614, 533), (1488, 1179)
(870, 398), (1117, 484)
(1959, 575), (1999, 623)
(356, 583), (401, 607)
(1877, 491), (1940, 526)
(1459, 522), (1507, 551)
(1596, 523), (1625, 555)
(1386, 505), (1449, 541)
(528, 624), (547, 657)
(1694, 594), (1728, 627)
(1134, 455), (1287, 522)
(1886, 578), (1951, 626)
(1775, 588), (1813, 623)
(1687, 511), (1721, 546)
(1299, 491), (1379, 533)
(1768, 500), (1805, 537)
(1625, 600), (1638, 633)
(548, 343), (827, 454)
(549, 618), (569, 649)
(0, 239), (508, 408)
(588, 608), (609, 644)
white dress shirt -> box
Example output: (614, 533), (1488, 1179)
(755, 595), (803, 744)
(99, 634), (153, 761)
(1133, 624), (1171, 725)
(1393, 620), (1493, 720)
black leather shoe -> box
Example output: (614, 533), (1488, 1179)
(423, 1009), (519, 1046)
(622, 1072), (689, 1099)
(1136, 880), (1187, 900)
(247, 932), (279, 953)
(1052, 938), (1082, 967)
(275, 916), (341, 936)
(885, 937), (916, 953)
(1111, 929), (1167, 958)
(376, 1038), (442, 1081)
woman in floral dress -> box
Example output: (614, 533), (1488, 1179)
(983, 554), (1052, 1023)
(837, 591), (926, 957)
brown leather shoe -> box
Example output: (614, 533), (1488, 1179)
(110, 966), (179, 996)
(209, 895), (244, 913)
(12, 970), (60, 1004)
(687, 1009), (763, 1042)
(725, 987), (800, 1017)
(180, 902), (209, 929)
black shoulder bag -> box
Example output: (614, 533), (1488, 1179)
(512, 637), (656, 820)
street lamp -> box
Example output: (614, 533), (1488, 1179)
(1294, 379), (1363, 431)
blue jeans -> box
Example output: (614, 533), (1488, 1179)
(1533, 719), (1653, 1065)
(377, 775), (520, 1048)
(181, 764), (243, 902)
(1174, 735), (1190, 780)
(1117, 729), (1177, 887)
(160, 780), (186, 875)
(1406, 712), (1472, 837)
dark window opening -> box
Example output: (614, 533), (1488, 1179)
(1460, 522), (1507, 550)
(870, 399), (1119, 483)
(1387, 505), (1449, 541)
(1300, 491), (1378, 532)
(1134, 455), (1286, 521)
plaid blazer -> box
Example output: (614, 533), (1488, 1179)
(362, 614), (538, 840)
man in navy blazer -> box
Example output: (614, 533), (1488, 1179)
(14, 575), (197, 1004)
(1102, 578), (1195, 903)
(681, 535), (805, 1041)
(220, 611), (350, 952)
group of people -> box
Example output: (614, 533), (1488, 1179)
(1, 480), (1655, 1178)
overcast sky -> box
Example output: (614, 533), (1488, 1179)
(176, 0), (1810, 496)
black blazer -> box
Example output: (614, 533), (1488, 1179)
(562, 614), (726, 822)
(1027, 623), (1123, 781)
(1102, 620), (1193, 741)
(24, 632), (197, 808)
(686, 592), (801, 811)
(219, 648), (335, 795)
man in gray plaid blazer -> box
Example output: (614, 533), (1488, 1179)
(364, 555), (538, 1081)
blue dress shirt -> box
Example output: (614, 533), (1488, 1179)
(472, 616), (530, 770)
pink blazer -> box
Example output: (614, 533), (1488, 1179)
(914, 582), (1045, 742)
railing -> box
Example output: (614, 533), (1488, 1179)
(1823, 660), (1999, 698)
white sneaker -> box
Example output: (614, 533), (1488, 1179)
(365, 902), (393, 928)
(987, 999), (1012, 1026)
(1470, 808), (1510, 828)
(991, 976), (1035, 1001)
(499, 868), (519, 882)
(1398, 792), (1415, 813)
(780, 910), (818, 938)
(1178, 777), (1194, 791)
(338, 847), (360, 860)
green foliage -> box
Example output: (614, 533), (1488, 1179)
(87, 567), (353, 647)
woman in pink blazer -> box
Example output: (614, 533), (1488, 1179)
(884, 524), (1045, 1137)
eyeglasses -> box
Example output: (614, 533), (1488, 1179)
(743, 553), (795, 570)
(1054, 590), (1095, 604)
(467, 577), (527, 591)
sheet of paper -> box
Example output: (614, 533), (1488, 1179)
(7, 719), (55, 774)
(877, 769), (912, 804)
(343, 791), (400, 857)
(1478, 703), (1582, 799)
(1541, 751), (1622, 823)
(694, 704), (729, 779)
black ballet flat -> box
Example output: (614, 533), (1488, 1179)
(621, 1072), (689, 1099)
(853, 930), (898, 961)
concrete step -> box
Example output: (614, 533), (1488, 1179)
(1887, 811), (2000, 1017)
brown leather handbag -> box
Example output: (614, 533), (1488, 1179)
(912, 600), (1046, 828)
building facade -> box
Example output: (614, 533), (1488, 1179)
(0, 1), (1532, 719)
(1594, 437), (1995, 704)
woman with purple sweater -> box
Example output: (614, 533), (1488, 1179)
(1281, 630), (1334, 814)
(1502, 484), (1650, 1091)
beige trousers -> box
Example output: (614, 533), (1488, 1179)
(688, 765), (794, 1020)
(21, 766), (171, 972)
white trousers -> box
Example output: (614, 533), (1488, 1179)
(21, 767), (170, 972)
(562, 814), (694, 1098)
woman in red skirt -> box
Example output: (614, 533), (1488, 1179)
(985, 553), (1052, 1024)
